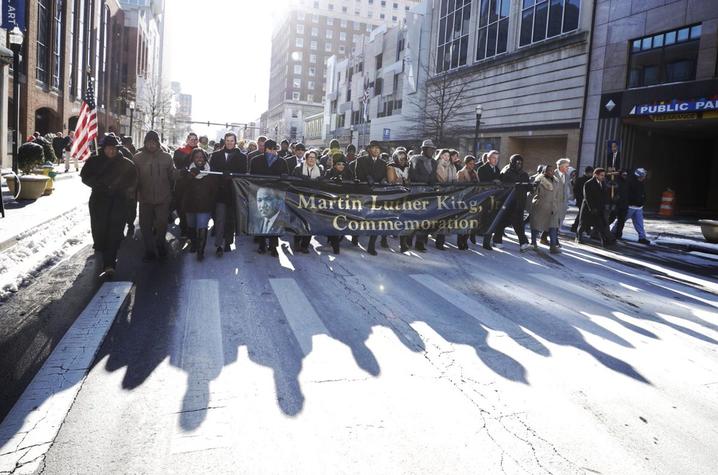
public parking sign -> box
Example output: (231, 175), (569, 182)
(2, 0), (26, 31)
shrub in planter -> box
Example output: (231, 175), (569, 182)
(18, 141), (46, 175)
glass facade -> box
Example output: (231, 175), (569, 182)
(628, 25), (702, 88)
(436, 0), (472, 73)
(476, 0), (510, 61)
(519, 0), (580, 47)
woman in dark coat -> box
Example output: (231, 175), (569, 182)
(292, 149), (323, 253)
(324, 154), (352, 254)
(80, 134), (137, 278)
(179, 148), (219, 260)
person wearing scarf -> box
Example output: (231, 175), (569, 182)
(292, 149), (324, 253)
(180, 149), (218, 260)
(434, 149), (458, 250)
(456, 155), (479, 250)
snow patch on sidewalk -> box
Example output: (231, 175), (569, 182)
(0, 206), (92, 301)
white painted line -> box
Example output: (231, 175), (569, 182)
(409, 274), (515, 337)
(0, 282), (132, 474)
(269, 278), (329, 356)
(170, 279), (229, 454)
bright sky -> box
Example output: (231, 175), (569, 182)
(165, 0), (290, 136)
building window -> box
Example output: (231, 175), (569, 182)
(326, 30), (333, 39)
(476, 0), (509, 61)
(307, 94), (314, 102)
(392, 16), (397, 22)
(312, 14), (319, 23)
(327, 17), (334, 26)
(293, 78), (302, 88)
(297, 11), (305, 20)
(340, 31), (347, 41)
(520, 0), (581, 47)
(325, 42), (333, 52)
(354, 22), (360, 31)
(293, 91), (301, 100)
(297, 24), (305, 34)
(37, 0), (51, 85)
(308, 80), (316, 89)
(436, 0), (471, 73)
(296, 37), (304, 47)
(294, 64), (302, 74)
(312, 27), (318, 36)
(339, 45), (346, 54)
(341, 19), (347, 27)
(374, 77), (383, 96)
(52, 0), (63, 90)
(627, 25), (702, 88)
(328, 3), (334, 10)
(310, 54), (317, 63)
(376, 53), (383, 69)
(311, 40), (318, 50)
(293, 51), (303, 61)
(309, 66), (316, 76)
(380, 13), (385, 19)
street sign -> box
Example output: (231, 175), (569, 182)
(383, 128), (390, 141)
(628, 99), (718, 116)
(1, 0), (26, 31)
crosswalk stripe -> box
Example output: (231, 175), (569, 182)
(269, 278), (329, 356)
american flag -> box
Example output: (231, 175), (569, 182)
(70, 78), (98, 161)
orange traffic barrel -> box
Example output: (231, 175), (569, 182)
(659, 189), (675, 217)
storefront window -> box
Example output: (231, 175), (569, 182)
(628, 24), (701, 89)
(476, 0), (509, 61)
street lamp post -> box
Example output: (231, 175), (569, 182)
(160, 117), (165, 143)
(9, 27), (24, 175)
(128, 100), (135, 143)
(473, 104), (483, 159)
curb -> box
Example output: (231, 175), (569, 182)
(0, 282), (133, 474)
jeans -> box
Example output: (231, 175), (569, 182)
(531, 228), (557, 246)
(612, 206), (646, 239)
(186, 212), (211, 229)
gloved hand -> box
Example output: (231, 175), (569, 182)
(190, 167), (200, 177)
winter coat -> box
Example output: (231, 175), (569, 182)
(500, 165), (530, 217)
(292, 163), (324, 179)
(210, 148), (248, 205)
(173, 145), (195, 170)
(408, 154), (437, 184)
(249, 153), (290, 176)
(457, 166), (478, 183)
(133, 149), (176, 205)
(325, 166), (354, 182)
(435, 159), (457, 184)
(530, 174), (561, 232)
(387, 163), (410, 184)
(580, 177), (609, 227)
(353, 154), (387, 184)
(477, 163), (501, 182)
(555, 170), (570, 223)
(573, 174), (591, 205)
(285, 154), (304, 171)
(627, 175), (646, 207)
(179, 167), (219, 214)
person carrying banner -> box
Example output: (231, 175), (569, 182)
(80, 134), (137, 278)
(285, 142), (306, 171)
(456, 155), (479, 249)
(325, 154), (353, 254)
(353, 140), (388, 255)
(172, 132), (198, 239)
(434, 149), (458, 251)
(210, 132), (247, 256)
(292, 149), (324, 253)
(409, 140), (438, 252)
(180, 149), (218, 260)
(249, 139), (289, 256)
(134, 131), (176, 262)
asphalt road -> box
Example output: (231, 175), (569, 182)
(14, 228), (711, 474)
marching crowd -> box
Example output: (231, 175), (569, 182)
(78, 130), (650, 278)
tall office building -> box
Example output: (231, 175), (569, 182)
(265, 0), (420, 142)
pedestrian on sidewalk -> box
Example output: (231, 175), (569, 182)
(209, 132), (247, 256)
(612, 168), (650, 244)
(80, 134), (137, 278)
(571, 166), (593, 232)
(180, 149), (218, 261)
(530, 164), (562, 254)
(133, 131), (176, 262)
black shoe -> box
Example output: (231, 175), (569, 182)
(224, 244), (232, 252)
(415, 241), (426, 252)
(435, 242), (445, 250)
(367, 246), (377, 256)
(332, 243), (340, 254)
(380, 236), (389, 248)
(216, 246), (224, 257)
(270, 247), (279, 257)
(638, 238), (651, 245)
(351, 236), (359, 246)
(469, 235), (476, 245)
(142, 252), (157, 262)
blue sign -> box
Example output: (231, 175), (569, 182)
(2, 0), (26, 31)
(383, 128), (390, 141)
(629, 99), (718, 116)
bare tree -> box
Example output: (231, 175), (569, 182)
(138, 75), (174, 132)
(407, 48), (470, 147)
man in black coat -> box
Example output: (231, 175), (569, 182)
(210, 132), (247, 256)
(353, 140), (387, 255)
(576, 168), (615, 247)
(490, 154), (530, 250)
(278, 139), (291, 158)
(249, 139), (289, 256)
(477, 150), (501, 182)
(570, 166), (593, 232)
(247, 136), (267, 163)
(285, 142), (306, 171)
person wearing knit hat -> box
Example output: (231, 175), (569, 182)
(80, 129), (137, 278)
(132, 130), (176, 262)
